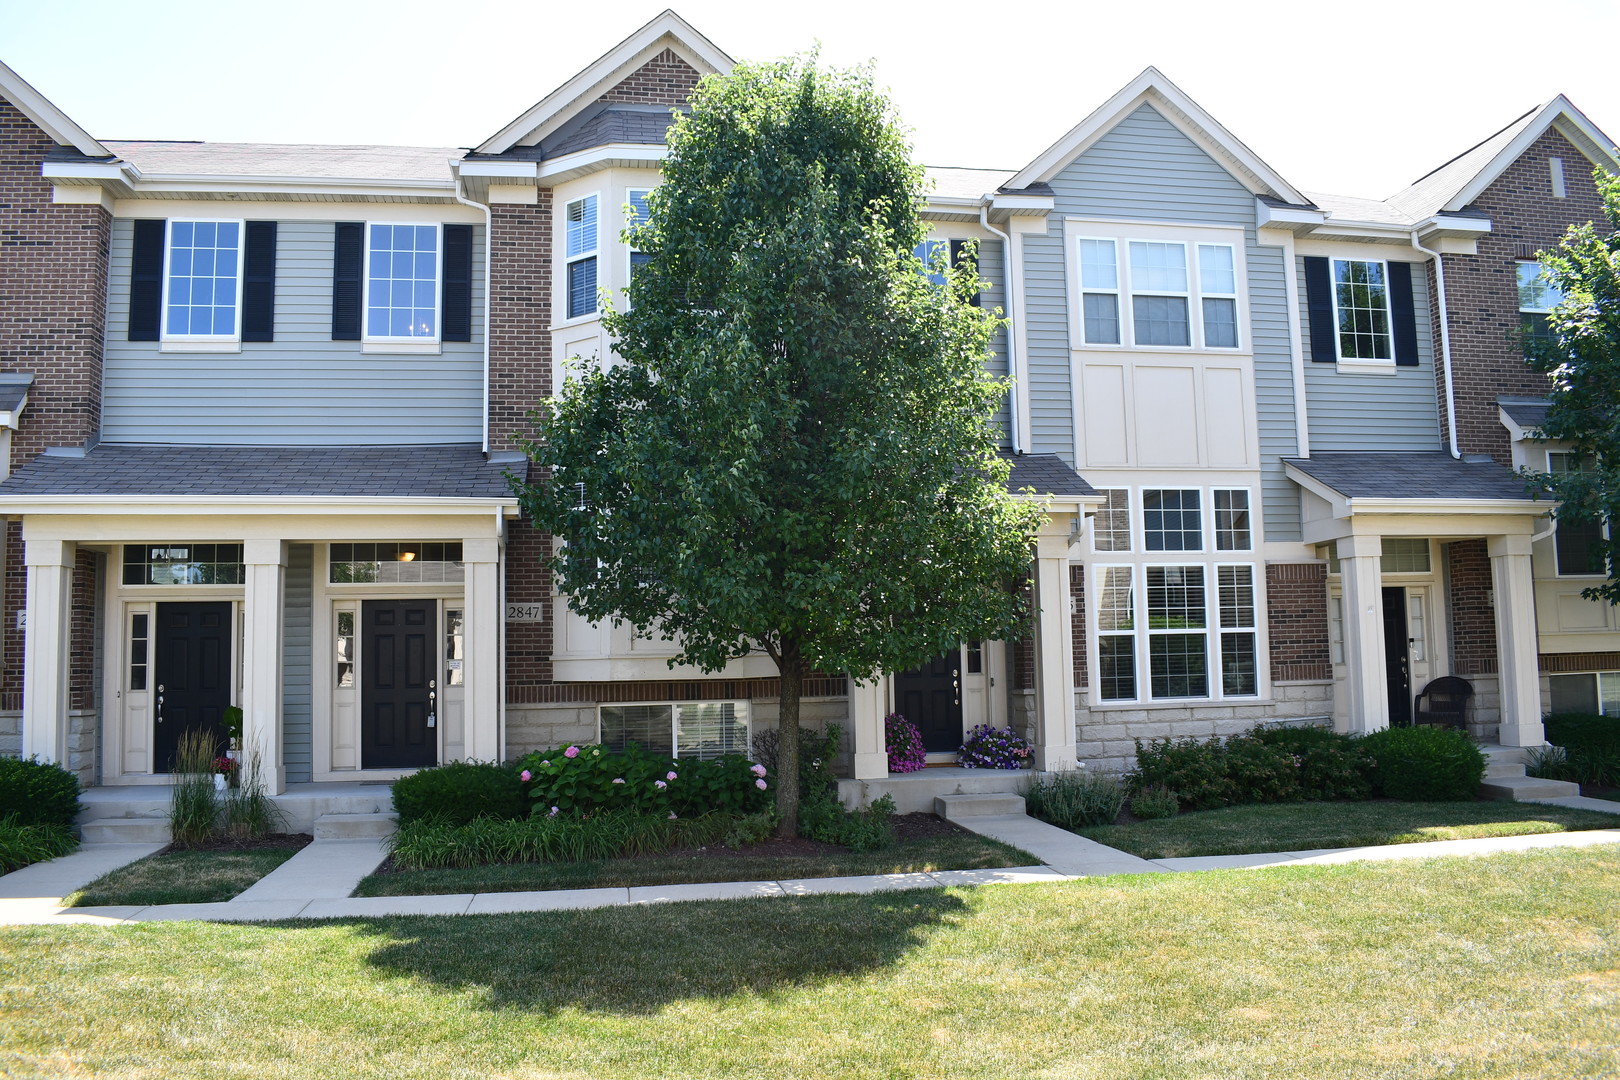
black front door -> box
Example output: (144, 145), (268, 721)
(361, 600), (437, 769)
(895, 650), (964, 754)
(1382, 587), (1411, 726)
(153, 601), (233, 773)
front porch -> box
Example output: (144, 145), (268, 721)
(75, 781), (400, 839)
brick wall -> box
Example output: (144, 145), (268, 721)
(1446, 539), (1498, 675)
(1266, 562), (1330, 681)
(487, 198), (553, 451)
(599, 49), (701, 105)
(1437, 128), (1609, 464)
(1538, 651), (1620, 673)
(1070, 563), (1086, 689)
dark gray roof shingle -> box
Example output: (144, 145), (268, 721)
(1498, 396), (1551, 430)
(0, 444), (520, 500)
(1002, 452), (1097, 497)
(1284, 452), (1534, 501)
(0, 374), (33, 414)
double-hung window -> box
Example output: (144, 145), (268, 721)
(627, 189), (654, 281)
(1077, 236), (1241, 349)
(1146, 565), (1208, 698)
(1129, 241), (1191, 347)
(1198, 245), (1239, 348)
(365, 223), (440, 341)
(164, 220), (243, 340)
(1518, 260), (1564, 353)
(1549, 451), (1607, 576)
(566, 194), (599, 319)
(1332, 259), (1392, 361)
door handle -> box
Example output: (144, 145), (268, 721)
(156, 684), (165, 724)
(427, 680), (437, 729)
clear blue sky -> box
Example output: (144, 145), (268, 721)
(4, 0), (1617, 199)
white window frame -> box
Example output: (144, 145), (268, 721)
(1195, 243), (1241, 350)
(160, 218), (245, 343)
(1549, 450), (1609, 578)
(1141, 487), (1205, 553)
(1127, 239), (1193, 349)
(626, 188), (654, 283)
(1215, 562), (1260, 699)
(1077, 237), (1123, 346)
(1093, 563), (1138, 703)
(1090, 488), (1133, 554)
(1144, 562), (1212, 701)
(597, 699), (752, 760)
(564, 193), (601, 322)
(1212, 487), (1254, 552)
(1330, 257), (1394, 365)
(362, 221), (443, 345)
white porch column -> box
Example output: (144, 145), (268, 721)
(1489, 534), (1544, 747)
(21, 539), (74, 765)
(241, 539), (286, 794)
(849, 675), (889, 780)
(1337, 534), (1388, 733)
(462, 538), (502, 763)
(1030, 532), (1077, 772)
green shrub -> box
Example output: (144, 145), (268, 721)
(0, 756), (81, 830)
(516, 744), (770, 818)
(799, 792), (895, 852)
(1025, 769), (1125, 829)
(1129, 785), (1180, 820)
(1250, 726), (1374, 800)
(1128, 738), (1234, 811)
(752, 723), (842, 798)
(168, 729), (221, 846)
(1524, 744), (1573, 781)
(1360, 726), (1486, 801)
(1543, 713), (1620, 787)
(0, 813), (76, 872)
(1222, 736), (1303, 804)
(392, 760), (525, 827)
(387, 809), (739, 870)
(723, 810), (777, 849)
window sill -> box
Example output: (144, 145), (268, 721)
(1334, 358), (1397, 376)
(550, 313), (601, 332)
(1088, 697), (1272, 712)
(362, 341), (442, 355)
(161, 340), (241, 353)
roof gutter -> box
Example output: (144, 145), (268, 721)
(1411, 230), (1460, 459)
(453, 166), (494, 455)
(980, 202), (1023, 454)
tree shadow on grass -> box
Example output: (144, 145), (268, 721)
(353, 889), (969, 1016)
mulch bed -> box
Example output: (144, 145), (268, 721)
(161, 832), (313, 856)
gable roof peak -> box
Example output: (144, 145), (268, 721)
(0, 58), (109, 159)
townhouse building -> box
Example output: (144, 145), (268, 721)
(0, 11), (1615, 802)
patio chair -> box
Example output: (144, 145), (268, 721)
(1413, 676), (1473, 731)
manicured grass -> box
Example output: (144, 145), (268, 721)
(66, 847), (301, 907)
(1077, 799), (1620, 860)
(358, 834), (1032, 896)
(5, 846), (1620, 1078)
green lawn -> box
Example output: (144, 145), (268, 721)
(1078, 799), (1620, 860)
(4, 846), (1619, 1079)
(358, 834), (1032, 896)
(65, 847), (301, 907)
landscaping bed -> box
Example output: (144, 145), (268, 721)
(357, 813), (1030, 896)
(66, 833), (311, 907)
(1074, 800), (1620, 860)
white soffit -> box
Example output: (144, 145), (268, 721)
(1004, 66), (1310, 206)
(474, 9), (733, 156)
(1441, 95), (1620, 214)
(0, 58), (109, 158)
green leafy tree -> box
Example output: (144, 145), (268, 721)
(1525, 168), (1620, 603)
(513, 56), (1046, 836)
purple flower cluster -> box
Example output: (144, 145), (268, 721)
(957, 724), (1032, 770)
(884, 712), (927, 773)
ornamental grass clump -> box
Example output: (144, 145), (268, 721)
(0, 813), (76, 872)
(884, 713), (926, 773)
(167, 729), (221, 847)
(958, 725), (1031, 770)
(1025, 768), (1124, 829)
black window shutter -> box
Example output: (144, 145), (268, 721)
(128, 219), (165, 341)
(950, 238), (981, 307)
(1388, 260), (1420, 367)
(1303, 256), (1336, 363)
(442, 223), (473, 342)
(332, 221), (363, 341)
(242, 221), (277, 342)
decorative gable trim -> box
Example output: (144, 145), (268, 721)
(474, 10), (731, 156)
(0, 58), (109, 158)
(1003, 66), (1309, 206)
(1440, 96), (1620, 214)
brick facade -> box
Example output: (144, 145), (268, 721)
(1446, 539), (1498, 675)
(599, 49), (701, 106)
(1437, 128), (1609, 464)
(1265, 562), (1330, 682)
(486, 199), (553, 452)
(1070, 563), (1086, 689)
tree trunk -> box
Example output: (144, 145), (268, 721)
(774, 636), (804, 838)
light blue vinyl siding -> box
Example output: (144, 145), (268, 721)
(103, 219), (484, 445)
(1299, 256), (1442, 452)
(282, 543), (313, 784)
(971, 237), (1012, 445)
(1032, 103), (1301, 538)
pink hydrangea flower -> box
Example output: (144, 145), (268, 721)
(541, 760), (550, 767)
(519, 769), (532, 782)
(755, 778), (768, 790)
(654, 780), (667, 789)
(668, 812), (678, 820)
(548, 806), (559, 817)
(750, 763), (767, 778)
(666, 771), (678, 781)
(612, 777), (625, 784)
(564, 746), (579, 759)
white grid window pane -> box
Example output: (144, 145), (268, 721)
(1203, 297), (1238, 348)
(1133, 295), (1190, 346)
(1150, 635), (1207, 698)
(1143, 489), (1202, 551)
(568, 257), (597, 319)
(1217, 565), (1255, 629)
(1084, 293), (1120, 344)
(1329, 596), (1344, 665)
(1220, 632), (1257, 697)
(1380, 538), (1430, 573)
(1098, 637), (1136, 701)
(1094, 489), (1132, 551)
(166, 221), (240, 337)
(1333, 259), (1391, 360)
(1128, 241), (1187, 292)
(675, 702), (748, 760)
(1147, 565), (1206, 630)
(1198, 244), (1236, 294)
(567, 195), (598, 258)
(1097, 567), (1135, 631)
(1214, 489), (1251, 550)
(366, 224), (437, 339)
(1080, 239), (1118, 289)
(1517, 261), (1563, 312)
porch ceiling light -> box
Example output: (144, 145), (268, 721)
(398, 550), (417, 562)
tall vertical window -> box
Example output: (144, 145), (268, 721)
(1518, 261), (1564, 352)
(913, 238), (948, 288)
(566, 195), (599, 319)
(1129, 241), (1190, 347)
(444, 608), (465, 687)
(1080, 239), (1121, 344)
(1143, 489), (1202, 551)
(1332, 259), (1392, 361)
(365, 223), (439, 340)
(1092, 489), (1132, 552)
(129, 613), (150, 691)
(1217, 565), (1258, 697)
(336, 610), (355, 689)
(627, 189), (654, 280)
(1213, 489), (1251, 550)
(1096, 566), (1136, 702)
(1198, 244), (1239, 348)
(1146, 565), (1207, 698)
(1549, 452), (1607, 576)
(164, 220), (242, 339)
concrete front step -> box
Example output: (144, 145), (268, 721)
(935, 793), (1027, 820)
(313, 812), (398, 840)
(1484, 760), (1529, 779)
(81, 818), (171, 844)
(1480, 774), (1582, 801)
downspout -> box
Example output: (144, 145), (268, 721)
(1411, 229), (1460, 459)
(453, 167), (494, 455)
(981, 202), (1023, 454)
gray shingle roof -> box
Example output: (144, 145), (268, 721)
(1284, 452), (1533, 501)
(0, 444), (520, 500)
(0, 374), (33, 414)
(1498, 396), (1551, 430)
(924, 166), (1016, 200)
(1385, 107), (1541, 220)
(101, 141), (461, 183)
(1303, 189), (1413, 226)
(1003, 452), (1097, 497)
